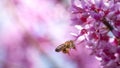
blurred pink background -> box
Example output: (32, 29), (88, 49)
(0, 0), (100, 68)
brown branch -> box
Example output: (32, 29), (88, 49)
(102, 18), (114, 31)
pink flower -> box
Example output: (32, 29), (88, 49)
(71, 0), (120, 68)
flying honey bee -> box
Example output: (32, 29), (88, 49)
(55, 40), (76, 54)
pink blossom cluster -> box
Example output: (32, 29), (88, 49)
(71, 0), (120, 68)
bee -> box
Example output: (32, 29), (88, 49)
(55, 40), (76, 54)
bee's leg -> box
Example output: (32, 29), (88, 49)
(62, 48), (71, 55)
(66, 49), (71, 56)
(67, 52), (70, 56)
(66, 50), (70, 56)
